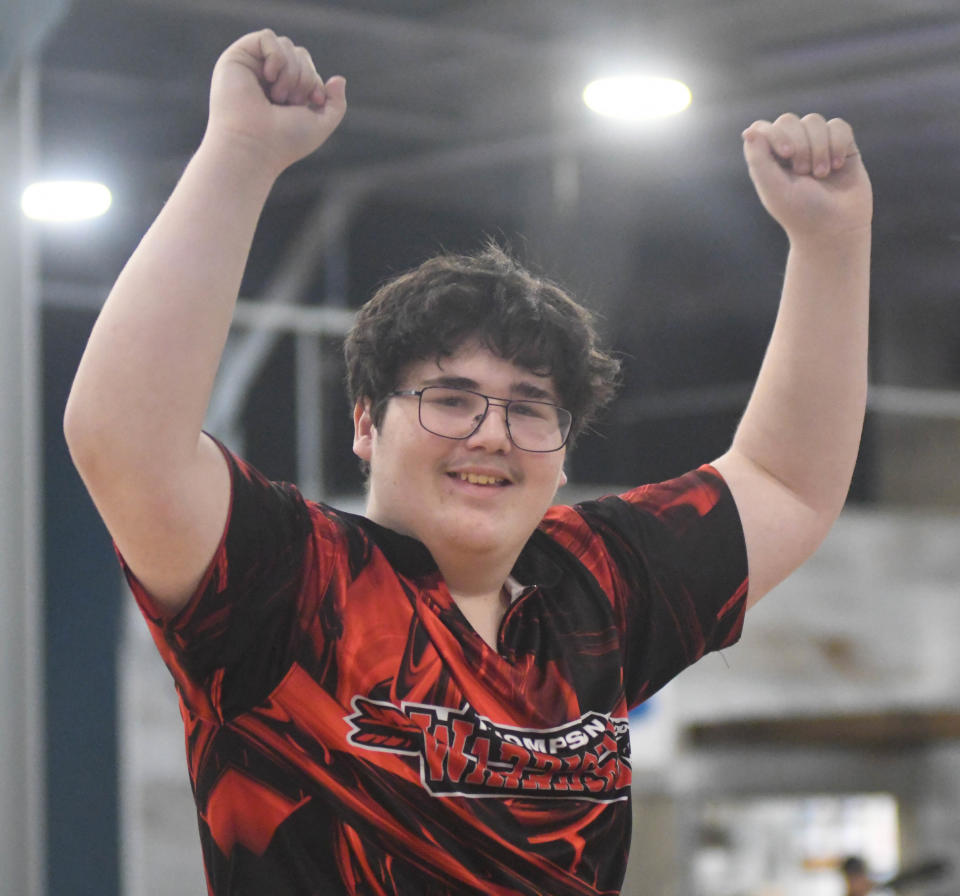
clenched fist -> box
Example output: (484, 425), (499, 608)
(742, 113), (872, 244)
(204, 29), (347, 176)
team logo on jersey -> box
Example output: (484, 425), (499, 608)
(345, 697), (631, 801)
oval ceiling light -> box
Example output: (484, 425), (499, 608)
(21, 180), (112, 222)
(582, 75), (692, 121)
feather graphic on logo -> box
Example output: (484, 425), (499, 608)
(346, 697), (422, 753)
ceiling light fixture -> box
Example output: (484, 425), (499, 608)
(21, 180), (112, 222)
(582, 75), (692, 121)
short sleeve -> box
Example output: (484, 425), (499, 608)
(570, 465), (748, 707)
(120, 442), (318, 722)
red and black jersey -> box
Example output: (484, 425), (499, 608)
(124, 443), (747, 895)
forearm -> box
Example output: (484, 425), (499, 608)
(730, 227), (871, 515)
(64, 136), (278, 473)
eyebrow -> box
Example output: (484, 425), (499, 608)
(420, 374), (558, 403)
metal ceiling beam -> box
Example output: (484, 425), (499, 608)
(125, 0), (579, 61)
(747, 20), (960, 85)
(205, 184), (365, 437)
(42, 66), (464, 143)
(0, 0), (69, 86)
(665, 0), (960, 48)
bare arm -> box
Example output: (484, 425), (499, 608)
(64, 30), (347, 613)
(711, 114), (872, 605)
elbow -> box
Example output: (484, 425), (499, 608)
(63, 382), (125, 483)
(62, 387), (83, 451)
(63, 387), (102, 479)
(63, 386), (85, 458)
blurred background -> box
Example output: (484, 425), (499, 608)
(3, 0), (960, 893)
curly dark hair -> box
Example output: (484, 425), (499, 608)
(344, 243), (621, 448)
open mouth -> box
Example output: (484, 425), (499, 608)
(449, 472), (510, 487)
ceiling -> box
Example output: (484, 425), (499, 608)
(23, 0), (960, 499)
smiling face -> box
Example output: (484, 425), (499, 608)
(353, 342), (568, 588)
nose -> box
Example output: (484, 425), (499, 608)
(466, 399), (512, 450)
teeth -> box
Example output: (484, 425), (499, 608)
(456, 472), (504, 486)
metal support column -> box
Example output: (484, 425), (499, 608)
(0, 60), (46, 896)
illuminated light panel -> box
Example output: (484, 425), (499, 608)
(21, 180), (112, 221)
(582, 75), (692, 121)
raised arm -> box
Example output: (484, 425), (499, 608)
(63, 31), (346, 613)
(711, 113), (873, 606)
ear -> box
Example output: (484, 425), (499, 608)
(353, 398), (376, 462)
(558, 467), (568, 488)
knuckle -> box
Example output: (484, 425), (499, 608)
(295, 48), (314, 73)
(831, 119), (855, 140)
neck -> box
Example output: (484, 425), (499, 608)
(447, 583), (511, 650)
(430, 543), (517, 599)
(363, 499), (520, 596)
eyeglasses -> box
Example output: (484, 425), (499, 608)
(388, 386), (573, 452)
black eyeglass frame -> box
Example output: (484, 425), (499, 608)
(386, 386), (573, 453)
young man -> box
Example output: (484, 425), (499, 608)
(64, 29), (872, 896)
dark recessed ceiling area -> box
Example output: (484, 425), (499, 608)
(24, 0), (960, 501)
